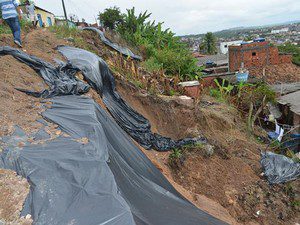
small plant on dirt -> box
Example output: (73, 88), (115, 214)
(131, 79), (144, 89)
(0, 20), (11, 34)
(210, 79), (234, 102)
(215, 79), (234, 98)
(49, 25), (97, 54)
(169, 148), (184, 169)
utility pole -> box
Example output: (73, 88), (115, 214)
(61, 0), (68, 27)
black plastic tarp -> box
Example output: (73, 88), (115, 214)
(0, 46), (90, 98)
(261, 151), (300, 184)
(0, 95), (227, 225)
(0, 45), (226, 224)
(83, 27), (142, 60)
(0, 46), (204, 151)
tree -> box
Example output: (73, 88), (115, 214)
(98, 6), (123, 30)
(199, 32), (217, 54)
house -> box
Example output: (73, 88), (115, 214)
(278, 91), (300, 136)
(228, 40), (292, 72)
(19, 5), (55, 27)
(220, 40), (243, 54)
(76, 21), (89, 28)
(55, 17), (76, 28)
(271, 28), (289, 34)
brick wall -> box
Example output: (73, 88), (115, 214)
(229, 41), (292, 72)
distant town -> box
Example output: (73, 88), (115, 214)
(180, 21), (300, 53)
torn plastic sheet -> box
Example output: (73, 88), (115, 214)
(0, 46), (90, 98)
(261, 151), (300, 184)
(57, 45), (205, 151)
(83, 27), (142, 60)
(0, 46), (204, 151)
(0, 95), (227, 225)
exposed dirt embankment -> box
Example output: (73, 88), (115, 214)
(116, 80), (300, 225)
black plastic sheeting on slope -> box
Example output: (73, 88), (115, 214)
(0, 46), (205, 151)
(83, 27), (142, 60)
(260, 151), (300, 184)
(0, 46), (90, 98)
(56, 45), (205, 151)
(0, 95), (228, 225)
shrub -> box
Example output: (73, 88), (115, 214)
(278, 42), (300, 66)
(98, 6), (124, 30)
(141, 57), (163, 73)
(113, 7), (201, 80)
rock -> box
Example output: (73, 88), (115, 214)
(177, 96), (194, 108)
(204, 144), (215, 157)
(159, 95), (194, 108)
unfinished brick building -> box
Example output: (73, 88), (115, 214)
(228, 41), (292, 73)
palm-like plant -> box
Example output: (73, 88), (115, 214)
(199, 32), (217, 54)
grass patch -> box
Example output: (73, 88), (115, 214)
(49, 25), (97, 54)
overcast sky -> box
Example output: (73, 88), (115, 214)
(34, 0), (300, 35)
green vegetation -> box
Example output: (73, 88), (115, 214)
(209, 79), (276, 133)
(98, 6), (124, 30)
(214, 79), (234, 100)
(0, 18), (32, 34)
(199, 32), (217, 54)
(168, 148), (183, 169)
(49, 25), (97, 54)
(0, 22), (11, 34)
(99, 7), (201, 80)
(278, 42), (300, 66)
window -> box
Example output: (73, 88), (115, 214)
(252, 52), (256, 56)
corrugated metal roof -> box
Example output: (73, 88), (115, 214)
(278, 90), (300, 115)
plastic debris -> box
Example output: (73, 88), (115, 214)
(260, 151), (300, 184)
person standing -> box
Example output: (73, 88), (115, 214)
(25, 0), (37, 27)
(0, 0), (22, 48)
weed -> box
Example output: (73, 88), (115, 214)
(170, 148), (182, 160)
(291, 200), (300, 207)
(49, 25), (98, 54)
(141, 57), (163, 73)
(0, 23), (11, 34)
(168, 148), (184, 169)
(169, 89), (180, 96)
(131, 79), (144, 89)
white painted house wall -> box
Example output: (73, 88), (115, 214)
(220, 40), (243, 54)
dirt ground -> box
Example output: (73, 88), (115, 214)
(116, 81), (300, 225)
(0, 29), (71, 224)
(1, 28), (299, 225)
(0, 169), (32, 225)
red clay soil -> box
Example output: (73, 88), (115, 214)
(116, 80), (300, 225)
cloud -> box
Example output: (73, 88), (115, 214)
(34, 0), (300, 35)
